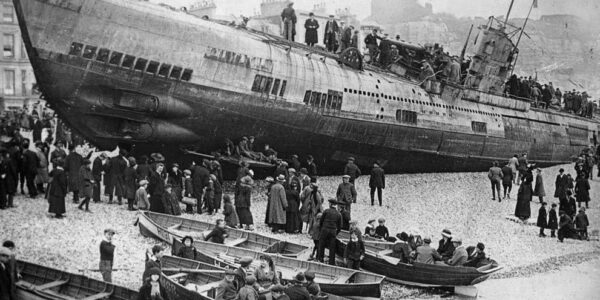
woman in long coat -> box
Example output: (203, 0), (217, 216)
(267, 176), (288, 233)
(124, 157), (138, 211)
(236, 175), (254, 230)
(574, 174), (590, 208)
(285, 181), (302, 233)
(2, 150), (18, 208)
(533, 168), (546, 203)
(304, 14), (319, 47)
(300, 182), (323, 233)
(48, 159), (67, 218)
(148, 163), (165, 213)
(515, 166), (534, 220)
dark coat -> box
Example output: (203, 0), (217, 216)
(437, 238), (455, 260)
(148, 171), (165, 213)
(50, 149), (66, 167)
(369, 166), (385, 188)
(136, 280), (166, 300)
(501, 166), (513, 185)
(162, 191), (181, 216)
(548, 208), (558, 230)
(304, 18), (319, 44)
(515, 170), (533, 219)
(192, 165), (210, 196)
(343, 162), (361, 182)
(223, 202), (239, 228)
(124, 166), (138, 200)
(285, 189), (302, 233)
(574, 212), (589, 229)
(533, 173), (546, 197)
(78, 165), (94, 198)
(236, 180), (252, 208)
(2, 157), (18, 194)
(554, 174), (568, 198)
(48, 168), (67, 214)
(204, 226), (228, 244)
(92, 157), (104, 181)
(107, 156), (127, 197)
(536, 206), (548, 228)
(22, 149), (39, 175)
(136, 163), (151, 181)
(575, 177), (590, 202)
(0, 264), (14, 300)
(64, 152), (83, 191)
(267, 183), (288, 225)
(285, 285), (311, 300)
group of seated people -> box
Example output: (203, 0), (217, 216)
(354, 221), (491, 268)
(219, 136), (278, 163)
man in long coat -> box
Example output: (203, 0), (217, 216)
(336, 175), (356, 210)
(64, 144), (83, 203)
(48, 159), (67, 218)
(304, 13), (319, 47)
(300, 180), (323, 233)
(280, 2), (296, 41)
(343, 157), (361, 185)
(369, 162), (385, 206)
(106, 150), (128, 204)
(267, 175), (288, 233)
(533, 168), (546, 203)
(92, 153), (107, 203)
(148, 163), (165, 213)
(192, 160), (210, 214)
(323, 15), (339, 52)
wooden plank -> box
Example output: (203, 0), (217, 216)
(187, 281), (221, 294)
(82, 292), (113, 300)
(167, 273), (188, 280)
(225, 238), (247, 247)
(34, 279), (69, 291)
(38, 289), (78, 300)
(167, 223), (182, 231)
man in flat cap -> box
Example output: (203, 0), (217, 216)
(99, 228), (116, 282)
(336, 175), (357, 209)
(270, 284), (289, 300)
(318, 199), (342, 265)
(235, 256), (254, 290)
(281, 2), (297, 41)
(343, 157), (361, 186)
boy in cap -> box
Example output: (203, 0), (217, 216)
(537, 202), (548, 237)
(136, 180), (150, 210)
(270, 284), (289, 300)
(99, 228), (116, 282)
(235, 256), (254, 289)
(376, 218), (395, 242)
(318, 199), (342, 265)
(344, 231), (365, 269)
(343, 157), (361, 187)
(216, 269), (238, 300)
(175, 236), (197, 260)
(238, 275), (259, 300)
(336, 175), (357, 209)
(574, 207), (589, 240)
(285, 272), (311, 299)
(548, 203), (558, 237)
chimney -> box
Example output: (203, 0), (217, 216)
(189, 0), (217, 19)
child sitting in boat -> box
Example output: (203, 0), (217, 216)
(222, 195), (239, 228)
(204, 219), (228, 244)
(175, 236), (197, 260)
(375, 218), (397, 242)
(344, 232), (365, 270)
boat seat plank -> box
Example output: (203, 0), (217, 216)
(168, 223), (182, 231)
(39, 289), (78, 300)
(225, 238), (248, 247)
(188, 281), (221, 294)
(34, 279), (69, 290)
(377, 249), (394, 256)
(82, 292), (113, 300)
(167, 273), (188, 280)
(331, 272), (355, 284)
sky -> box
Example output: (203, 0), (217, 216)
(155, 0), (599, 21)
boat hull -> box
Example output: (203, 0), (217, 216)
(137, 211), (309, 258)
(171, 238), (384, 299)
(335, 240), (501, 287)
(16, 260), (138, 300)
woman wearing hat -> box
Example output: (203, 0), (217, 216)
(148, 163), (166, 213)
(237, 171), (255, 230)
(267, 175), (288, 233)
(136, 267), (165, 300)
(48, 158), (67, 218)
(124, 157), (139, 211)
(255, 255), (279, 291)
(515, 164), (534, 220)
(77, 159), (94, 213)
(285, 180), (302, 234)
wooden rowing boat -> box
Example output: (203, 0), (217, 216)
(335, 239), (503, 287)
(15, 260), (138, 300)
(137, 211), (310, 258)
(160, 255), (351, 300)
(171, 238), (384, 299)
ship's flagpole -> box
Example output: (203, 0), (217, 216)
(510, 0), (537, 75)
(460, 24), (474, 64)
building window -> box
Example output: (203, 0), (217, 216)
(21, 69), (27, 96)
(69, 42), (83, 56)
(158, 64), (171, 77)
(396, 110), (417, 124)
(20, 43), (27, 59)
(134, 58), (148, 72)
(146, 61), (159, 74)
(262, 77), (273, 93)
(4, 69), (15, 95)
(303, 90), (311, 104)
(471, 121), (487, 133)
(170, 66), (182, 79)
(3, 4), (13, 23)
(96, 48), (110, 63)
(109, 52), (123, 65)
(251, 75), (262, 92)
(3, 34), (14, 57)
(82, 45), (97, 59)
(181, 69), (193, 81)
(122, 55), (136, 68)
(279, 80), (287, 96)
(271, 79), (280, 95)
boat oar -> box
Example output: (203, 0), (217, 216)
(161, 268), (226, 274)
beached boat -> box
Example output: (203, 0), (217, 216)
(15, 260), (138, 300)
(335, 239), (503, 287)
(160, 255), (351, 300)
(171, 238), (384, 299)
(137, 211), (309, 258)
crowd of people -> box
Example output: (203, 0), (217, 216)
(505, 75), (595, 117)
(487, 147), (594, 242)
